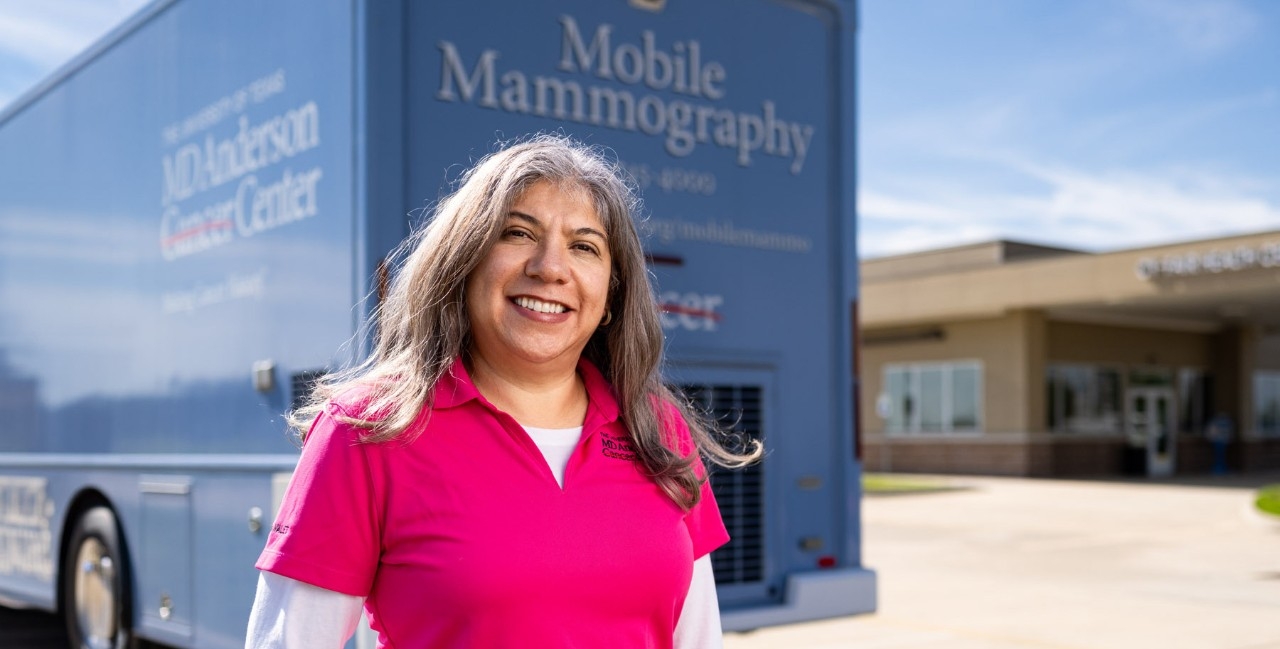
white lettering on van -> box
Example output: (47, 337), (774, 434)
(435, 15), (817, 174)
(659, 291), (724, 332)
(0, 477), (55, 581)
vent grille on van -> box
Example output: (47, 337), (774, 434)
(290, 370), (327, 412)
(678, 384), (764, 585)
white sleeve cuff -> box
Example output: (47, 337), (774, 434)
(674, 554), (724, 649)
(245, 571), (364, 649)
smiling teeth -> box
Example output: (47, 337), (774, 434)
(515, 296), (568, 314)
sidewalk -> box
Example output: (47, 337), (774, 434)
(724, 474), (1280, 649)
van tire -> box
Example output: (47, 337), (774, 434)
(62, 506), (133, 649)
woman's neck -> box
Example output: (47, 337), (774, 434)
(466, 354), (589, 428)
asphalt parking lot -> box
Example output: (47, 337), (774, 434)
(0, 605), (66, 649)
(725, 473), (1280, 649)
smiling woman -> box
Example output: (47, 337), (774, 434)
(244, 134), (760, 649)
(465, 180), (614, 425)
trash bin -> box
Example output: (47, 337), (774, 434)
(1122, 445), (1146, 476)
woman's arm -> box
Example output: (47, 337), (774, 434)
(674, 555), (724, 649)
(245, 571), (364, 649)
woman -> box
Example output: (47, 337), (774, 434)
(246, 134), (758, 648)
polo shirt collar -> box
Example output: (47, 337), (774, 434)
(432, 357), (621, 424)
(430, 358), (482, 409)
(578, 357), (621, 424)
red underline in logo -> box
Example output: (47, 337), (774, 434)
(162, 219), (235, 246)
(659, 304), (723, 321)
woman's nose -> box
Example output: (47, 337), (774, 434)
(526, 241), (570, 283)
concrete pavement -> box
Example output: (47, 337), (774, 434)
(724, 474), (1280, 649)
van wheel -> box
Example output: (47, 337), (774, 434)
(63, 506), (133, 649)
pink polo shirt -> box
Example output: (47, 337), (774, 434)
(256, 358), (729, 649)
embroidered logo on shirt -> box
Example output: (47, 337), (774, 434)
(600, 431), (638, 461)
(272, 523), (290, 535)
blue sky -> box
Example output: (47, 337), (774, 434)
(1, 0), (1277, 258)
(860, 0), (1280, 257)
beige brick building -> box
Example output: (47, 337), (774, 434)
(859, 231), (1280, 476)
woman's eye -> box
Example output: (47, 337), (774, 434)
(504, 228), (532, 240)
(573, 242), (600, 255)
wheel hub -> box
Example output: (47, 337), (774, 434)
(73, 538), (117, 649)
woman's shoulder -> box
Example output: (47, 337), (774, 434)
(301, 383), (396, 446)
(324, 384), (378, 418)
(312, 377), (448, 447)
(324, 378), (411, 422)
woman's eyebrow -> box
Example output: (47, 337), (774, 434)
(574, 226), (608, 242)
(507, 211), (541, 227)
(508, 211), (608, 242)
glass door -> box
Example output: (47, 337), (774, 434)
(1126, 388), (1177, 477)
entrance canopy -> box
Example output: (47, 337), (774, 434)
(862, 232), (1280, 334)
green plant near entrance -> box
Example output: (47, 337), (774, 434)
(863, 473), (961, 495)
(1257, 484), (1280, 517)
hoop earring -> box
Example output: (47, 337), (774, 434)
(600, 309), (613, 327)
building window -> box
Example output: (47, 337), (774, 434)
(883, 362), (982, 434)
(1177, 368), (1212, 435)
(1254, 372), (1280, 437)
(1046, 365), (1122, 434)
(1128, 366), (1173, 387)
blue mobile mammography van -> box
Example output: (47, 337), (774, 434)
(0, 1), (874, 647)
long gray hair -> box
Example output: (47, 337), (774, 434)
(289, 134), (759, 509)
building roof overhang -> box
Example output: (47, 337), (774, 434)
(861, 230), (1280, 333)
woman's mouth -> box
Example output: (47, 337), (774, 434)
(513, 296), (569, 314)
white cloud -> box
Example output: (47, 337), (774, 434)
(860, 158), (1280, 258)
(0, 0), (150, 108)
(1071, 89), (1280, 159)
(0, 1), (148, 66)
(1019, 162), (1280, 234)
(859, 192), (974, 226)
(1128, 0), (1257, 55)
(858, 220), (1005, 259)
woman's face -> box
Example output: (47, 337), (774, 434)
(466, 180), (613, 375)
